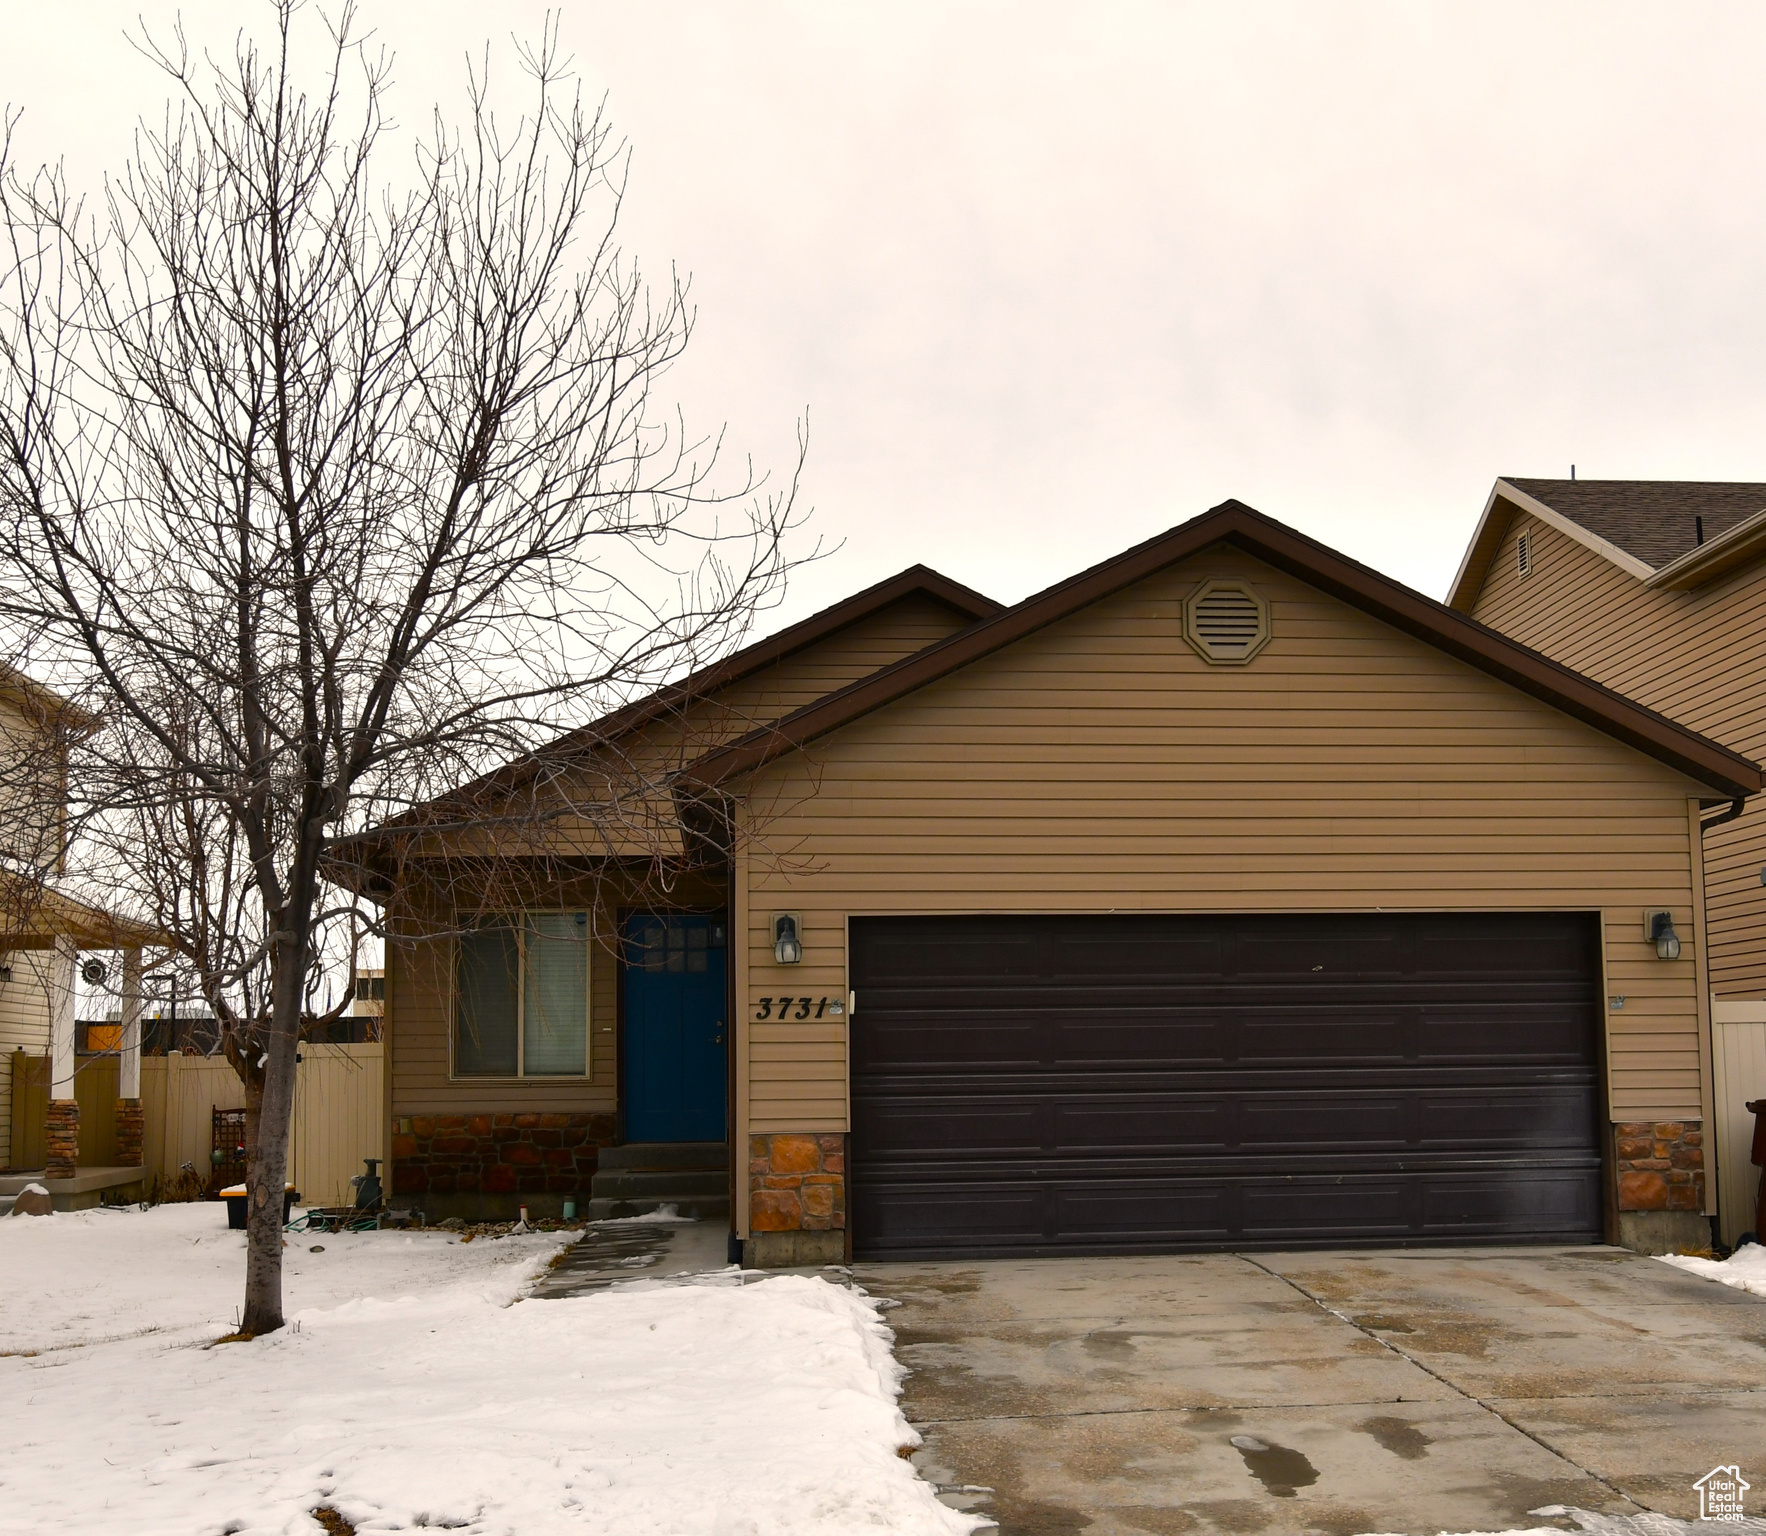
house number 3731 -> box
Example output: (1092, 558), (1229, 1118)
(754, 996), (845, 1020)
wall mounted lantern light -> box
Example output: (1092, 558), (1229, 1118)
(1647, 909), (1681, 961)
(772, 912), (803, 965)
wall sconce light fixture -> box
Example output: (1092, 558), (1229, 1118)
(772, 913), (802, 965)
(1646, 909), (1681, 961)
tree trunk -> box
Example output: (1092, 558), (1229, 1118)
(242, 1070), (262, 1189)
(239, 968), (303, 1335)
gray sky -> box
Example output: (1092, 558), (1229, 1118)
(6, 1), (1765, 629)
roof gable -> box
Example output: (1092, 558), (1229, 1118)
(562, 564), (999, 752)
(1450, 478), (1766, 608)
(683, 500), (1760, 802)
(363, 564), (1000, 838)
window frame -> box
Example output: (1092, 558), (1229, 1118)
(449, 909), (593, 1082)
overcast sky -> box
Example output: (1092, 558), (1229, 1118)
(5, 1), (1765, 628)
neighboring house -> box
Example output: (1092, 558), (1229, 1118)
(1450, 479), (1766, 1243)
(346, 504), (1759, 1264)
(351, 970), (386, 1020)
(0, 667), (159, 1206)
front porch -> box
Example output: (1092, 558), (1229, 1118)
(384, 868), (742, 1227)
(0, 881), (160, 1199)
(0, 1165), (146, 1212)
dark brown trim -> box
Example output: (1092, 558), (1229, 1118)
(681, 500), (1762, 801)
(558, 564), (1000, 752)
(354, 565), (1000, 845)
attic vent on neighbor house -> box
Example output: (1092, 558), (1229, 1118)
(1183, 580), (1270, 665)
(1517, 530), (1533, 577)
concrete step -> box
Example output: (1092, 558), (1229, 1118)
(585, 1194), (730, 1223)
(590, 1168), (728, 1200)
(596, 1142), (728, 1172)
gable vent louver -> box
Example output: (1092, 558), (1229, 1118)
(1183, 579), (1270, 665)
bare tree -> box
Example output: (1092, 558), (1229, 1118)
(0, 3), (804, 1333)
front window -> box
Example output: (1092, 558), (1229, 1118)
(454, 913), (589, 1077)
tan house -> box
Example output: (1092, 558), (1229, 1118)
(1450, 479), (1766, 1244)
(0, 667), (159, 1208)
(361, 502), (1759, 1262)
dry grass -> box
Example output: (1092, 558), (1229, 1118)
(310, 1507), (355, 1535)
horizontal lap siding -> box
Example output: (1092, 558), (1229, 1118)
(1473, 515), (1766, 996)
(389, 901), (623, 1117)
(739, 547), (1709, 1139)
(584, 595), (980, 787)
(485, 595), (982, 862)
(389, 596), (975, 1120)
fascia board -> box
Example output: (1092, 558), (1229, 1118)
(1446, 482), (1517, 612)
(1645, 504), (1766, 590)
(682, 500), (1761, 803)
(1490, 481), (1656, 582)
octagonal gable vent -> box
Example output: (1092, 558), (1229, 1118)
(1183, 579), (1270, 665)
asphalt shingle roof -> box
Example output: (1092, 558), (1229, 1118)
(1504, 478), (1766, 569)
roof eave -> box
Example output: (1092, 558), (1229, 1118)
(1644, 506), (1766, 591)
(352, 563), (1003, 846)
(1450, 481), (1657, 614)
(684, 501), (1761, 803)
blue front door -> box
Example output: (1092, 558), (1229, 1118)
(623, 913), (728, 1142)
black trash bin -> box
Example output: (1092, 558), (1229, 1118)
(1745, 1099), (1766, 1245)
(220, 1183), (299, 1229)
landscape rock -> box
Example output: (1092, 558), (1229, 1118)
(10, 1184), (54, 1217)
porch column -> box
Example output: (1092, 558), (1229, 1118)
(46, 936), (78, 1179)
(116, 948), (144, 1168)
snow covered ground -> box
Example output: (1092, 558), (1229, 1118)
(0, 1204), (978, 1536)
(1657, 1240), (1766, 1297)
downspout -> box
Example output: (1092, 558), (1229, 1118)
(1701, 797), (1747, 831)
(726, 844), (740, 1265)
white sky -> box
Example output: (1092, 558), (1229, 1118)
(5, 1), (1765, 626)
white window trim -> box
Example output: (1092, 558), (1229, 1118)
(448, 910), (593, 1082)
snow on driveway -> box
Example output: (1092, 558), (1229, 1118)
(1657, 1241), (1766, 1297)
(0, 1204), (978, 1536)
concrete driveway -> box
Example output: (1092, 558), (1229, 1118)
(855, 1247), (1766, 1536)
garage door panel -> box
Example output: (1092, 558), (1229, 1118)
(850, 913), (1603, 1259)
(1415, 1088), (1598, 1147)
(857, 1099), (1050, 1156)
(1413, 922), (1601, 982)
(1052, 1181), (1234, 1240)
(1232, 1009), (1409, 1062)
(1239, 1178), (1416, 1238)
(1049, 1015), (1225, 1065)
(1232, 925), (1410, 979)
(850, 1015), (1045, 1073)
(1051, 1098), (1232, 1149)
(1236, 1093), (1413, 1147)
(1413, 1004), (1601, 1063)
(861, 1182), (1048, 1247)
(1421, 1171), (1601, 1233)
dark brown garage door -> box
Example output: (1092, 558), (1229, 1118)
(849, 912), (1603, 1259)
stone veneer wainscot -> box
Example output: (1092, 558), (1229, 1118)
(1613, 1119), (1708, 1254)
(747, 1132), (846, 1267)
(392, 1111), (614, 1215)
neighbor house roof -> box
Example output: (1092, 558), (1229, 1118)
(0, 662), (100, 737)
(0, 867), (164, 950)
(680, 499), (1762, 803)
(1449, 478), (1766, 608)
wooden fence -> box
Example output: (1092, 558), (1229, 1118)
(10, 1043), (384, 1207)
(143, 1043), (385, 1206)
